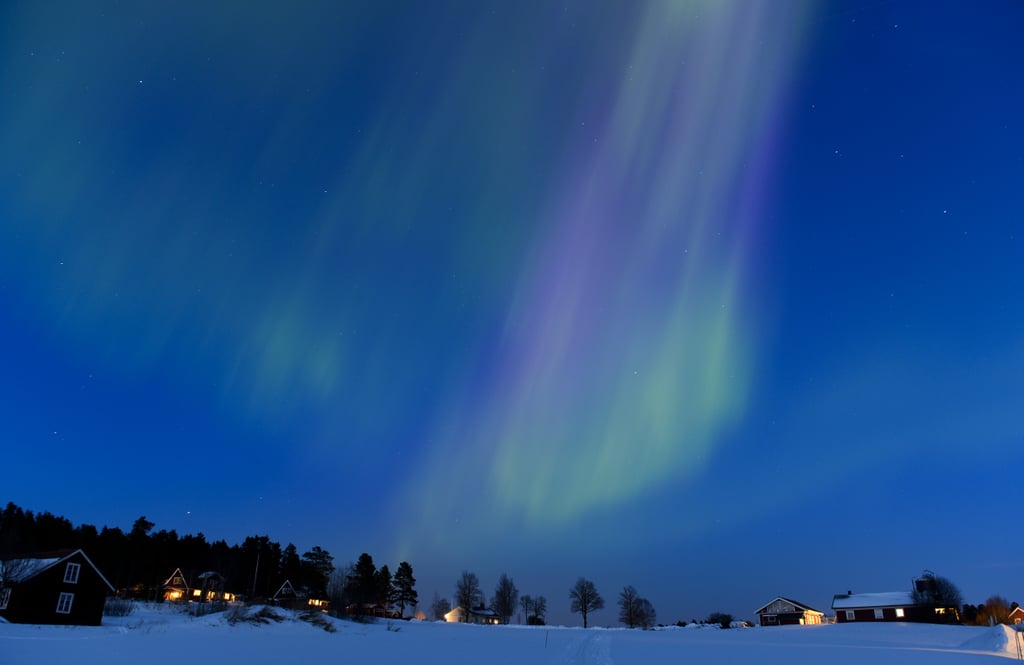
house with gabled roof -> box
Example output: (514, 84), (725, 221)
(833, 573), (960, 624)
(0, 549), (114, 626)
(1009, 606), (1024, 625)
(832, 591), (919, 622)
(754, 597), (824, 626)
(444, 604), (500, 625)
(273, 579), (328, 611)
(162, 567), (191, 601)
(162, 568), (235, 603)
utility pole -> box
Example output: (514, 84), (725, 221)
(252, 549), (261, 599)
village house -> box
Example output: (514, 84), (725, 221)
(162, 567), (190, 601)
(444, 604), (500, 625)
(0, 549), (114, 626)
(832, 591), (919, 622)
(272, 579), (328, 611)
(754, 597), (825, 626)
(833, 573), (960, 624)
(1009, 606), (1024, 625)
(162, 568), (235, 603)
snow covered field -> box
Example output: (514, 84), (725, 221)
(2, 604), (1021, 664)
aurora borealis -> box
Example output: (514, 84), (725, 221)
(3, 1), (1023, 623)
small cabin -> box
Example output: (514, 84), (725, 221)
(162, 567), (190, 601)
(0, 549), (114, 626)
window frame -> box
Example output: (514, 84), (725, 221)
(64, 562), (81, 584)
(845, 610), (855, 621)
(895, 608), (905, 619)
(873, 608), (884, 620)
(56, 592), (74, 614)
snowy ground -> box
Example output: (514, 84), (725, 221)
(2, 604), (1021, 664)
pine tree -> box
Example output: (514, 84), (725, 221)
(375, 564), (394, 612)
(491, 573), (519, 624)
(393, 561), (418, 617)
(279, 544), (303, 586)
(353, 553), (377, 610)
(301, 546), (334, 596)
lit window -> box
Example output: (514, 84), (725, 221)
(64, 563), (81, 584)
(0, 588), (10, 609)
(873, 609), (883, 619)
(895, 608), (905, 618)
(56, 592), (74, 614)
(845, 610), (855, 621)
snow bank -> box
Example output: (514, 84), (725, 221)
(1, 604), (1018, 664)
(960, 624), (1023, 659)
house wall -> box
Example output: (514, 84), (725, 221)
(835, 606), (934, 623)
(759, 611), (821, 626)
(0, 552), (109, 626)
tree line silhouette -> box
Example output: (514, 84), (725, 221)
(0, 502), (333, 600)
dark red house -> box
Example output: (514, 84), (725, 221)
(0, 549), (114, 626)
(832, 591), (920, 622)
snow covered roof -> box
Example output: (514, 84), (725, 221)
(164, 567), (188, 587)
(755, 597), (823, 615)
(2, 557), (62, 583)
(1, 549), (114, 592)
(832, 592), (914, 609)
(469, 607), (498, 617)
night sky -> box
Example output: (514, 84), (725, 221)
(2, 1), (1022, 625)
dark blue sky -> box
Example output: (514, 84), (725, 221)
(2, 1), (1022, 624)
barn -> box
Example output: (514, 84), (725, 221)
(0, 549), (114, 626)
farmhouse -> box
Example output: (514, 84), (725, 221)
(833, 572), (960, 624)
(832, 591), (919, 622)
(0, 549), (114, 626)
(754, 597), (824, 626)
(444, 604), (501, 624)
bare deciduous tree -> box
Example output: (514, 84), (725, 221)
(619, 585), (640, 628)
(619, 585), (656, 629)
(911, 571), (963, 622)
(455, 571), (482, 615)
(569, 577), (604, 628)
(977, 595), (1012, 626)
(635, 597), (656, 629)
(0, 558), (31, 587)
(430, 592), (451, 621)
